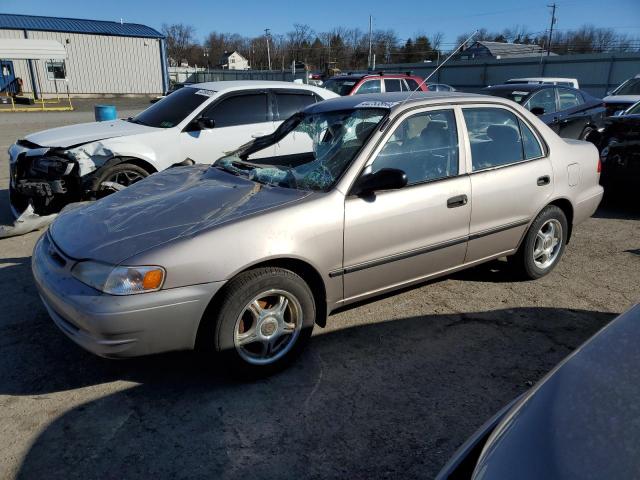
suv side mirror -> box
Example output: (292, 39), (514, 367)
(197, 117), (215, 129)
(530, 106), (545, 116)
(351, 168), (407, 197)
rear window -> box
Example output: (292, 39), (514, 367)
(275, 93), (316, 120)
(132, 87), (210, 128)
(384, 79), (402, 92)
(485, 88), (531, 104)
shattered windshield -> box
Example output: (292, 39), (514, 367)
(131, 87), (212, 128)
(215, 108), (386, 191)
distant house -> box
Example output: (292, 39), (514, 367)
(218, 50), (250, 70)
(458, 41), (555, 60)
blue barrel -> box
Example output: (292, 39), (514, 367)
(94, 104), (117, 122)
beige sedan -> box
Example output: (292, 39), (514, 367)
(32, 92), (603, 375)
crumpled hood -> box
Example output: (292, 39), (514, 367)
(50, 165), (309, 264)
(24, 119), (156, 148)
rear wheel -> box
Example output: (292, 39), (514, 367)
(510, 205), (568, 279)
(580, 126), (600, 147)
(91, 162), (150, 200)
(199, 267), (315, 376)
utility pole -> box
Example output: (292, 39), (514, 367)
(546, 3), (557, 56)
(265, 28), (272, 70)
(368, 15), (373, 70)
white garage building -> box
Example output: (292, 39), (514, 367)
(0, 13), (168, 97)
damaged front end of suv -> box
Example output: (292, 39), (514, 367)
(9, 139), (119, 216)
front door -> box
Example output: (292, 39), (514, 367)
(461, 106), (553, 262)
(526, 89), (560, 133)
(180, 91), (276, 163)
(342, 108), (471, 301)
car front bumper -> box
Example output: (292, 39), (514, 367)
(32, 233), (225, 358)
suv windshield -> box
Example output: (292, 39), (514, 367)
(216, 108), (386, 191)
(323, 78), (358, 96)
(613, 78), (640, 96)
(131, 87), (212, 128)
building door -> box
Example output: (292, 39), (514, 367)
(0, 60), (15, 93)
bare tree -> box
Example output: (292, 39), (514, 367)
(162, 23), (198, 66)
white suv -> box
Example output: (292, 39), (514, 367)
(8, 81), (337, 215)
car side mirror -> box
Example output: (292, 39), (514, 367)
(197, 117), (215, 129)
(530, 107), (545, 116)
(351, 168), (407, 197)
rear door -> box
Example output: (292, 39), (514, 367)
(180, 91), (275, 162)
(342, 107), (471, 301)
(462, 105), (552, 262)
(555, 87), (589, 139)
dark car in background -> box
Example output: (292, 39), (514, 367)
(599, 100), (640, 195)
(603, 73), (640, 116)
(425, 83), (456, 92)
(482, 83), (605, 145)
(437, 304), (640, 480)
(323, 72), (427, 96)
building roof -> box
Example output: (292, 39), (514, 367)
(468, 41), (555, 58)
(0, 13), (164, 39)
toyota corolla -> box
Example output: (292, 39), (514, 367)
(32, 92), (604, 375)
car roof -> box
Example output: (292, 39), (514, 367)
(185, 80), (328, 93)
(484, 83), (553, 92)
(304, 91), (501, 114)
(328, 73), (418, 81)
(508, 77), (577, 82)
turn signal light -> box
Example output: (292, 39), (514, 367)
(143, 269), (164, 290)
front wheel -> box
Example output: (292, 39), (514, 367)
(201, 267), (315, 376)
(510, 205), (568, 280)
(90, 162), (150, 200)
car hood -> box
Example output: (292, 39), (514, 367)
(24, 119), (156, 148)
(472, 304), (640, 479)
(49, 165), (310, 265)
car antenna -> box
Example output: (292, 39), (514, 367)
(400, 30), (478, 107)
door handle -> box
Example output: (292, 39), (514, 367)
(447, 194), (468, 208)
(537, 175), (551, 186)
(552, 116), (560, 124)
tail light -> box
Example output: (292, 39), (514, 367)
(597, 157), (602, 173)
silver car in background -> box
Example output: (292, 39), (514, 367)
(32, 92), (604, 375)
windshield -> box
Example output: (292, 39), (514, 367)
(485, 88), (531, 104)
(324, 78), (358, 96)
(613, 78), (640, 96)
(215, 108), (386, 191)
(131, 87), (212, 128)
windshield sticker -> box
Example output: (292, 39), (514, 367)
(354, 101), (400, 109)
(511, 91), (530, 96)
(194, 89), (216, 97)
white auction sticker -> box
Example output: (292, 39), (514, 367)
(354, 101), (400, 108)
(194, 89), (216, 97)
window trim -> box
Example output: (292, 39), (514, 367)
(45, 60), (67, 81)
(460, 104), (548, 175)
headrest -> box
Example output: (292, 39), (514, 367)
(487, 124), (519, 143)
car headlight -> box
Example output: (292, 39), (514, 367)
(71, 261), (165, 295)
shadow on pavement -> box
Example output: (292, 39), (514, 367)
(8, 306), (614, 479)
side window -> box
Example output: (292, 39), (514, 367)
(526, 89), (557, 114)
(355, 80), (381, 94)
(518, 119), (543, 159)
(427, 84), (438, 91)
(204, 93), (268, 127)
(439, 85), (452, 91)
(463, 108), (525, 171)
(557, 88), (584, 110)
(275, 93), (316, 120)
(384, 79), (402, 92)
(405, 78), (420, 91)
(370, 109), (459, 185)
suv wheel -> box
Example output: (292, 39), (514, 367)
(511, 205), (568, 280)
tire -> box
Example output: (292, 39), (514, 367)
(510, 205), (568, 280)
(199, 267), (316, 377)
(580, 126), (599, 147)
(89, 162), (150, 200)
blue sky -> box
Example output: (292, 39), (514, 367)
(2, 0), (639, 45)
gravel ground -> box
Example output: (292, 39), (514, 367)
(0, 101), (638, 479)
